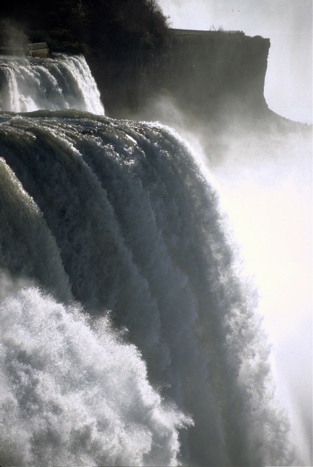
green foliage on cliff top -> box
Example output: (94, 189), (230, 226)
(0, 0), (169, 56)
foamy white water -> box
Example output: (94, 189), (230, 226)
(0, 282), (189, 466)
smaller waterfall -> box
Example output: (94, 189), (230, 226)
(0, 54), (104, 115)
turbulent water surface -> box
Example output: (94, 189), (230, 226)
(0, 54), (299, 466)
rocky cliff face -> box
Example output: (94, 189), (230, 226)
(87, 29), (270, 122)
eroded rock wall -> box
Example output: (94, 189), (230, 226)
(87, 29), (270, 121)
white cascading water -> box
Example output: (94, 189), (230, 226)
(0, 54), (104, 115)
(0, 54), (302, 466)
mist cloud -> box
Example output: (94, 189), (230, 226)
(0, 19), (29, 55)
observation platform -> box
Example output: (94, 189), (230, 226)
(0, 42), (49, 57)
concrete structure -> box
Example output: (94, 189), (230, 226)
(28, 42), (49, 57)
(169, 28), (245, 36)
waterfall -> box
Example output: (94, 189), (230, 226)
(0, 54), (104, 114)
(0, 55), (298, 466)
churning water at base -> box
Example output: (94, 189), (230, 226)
(0, 282), (189, 466)
(0, 55), (299, 466)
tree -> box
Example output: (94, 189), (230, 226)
(0, 0), (169, 56)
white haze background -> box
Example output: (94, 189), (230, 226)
(157, 1), (312, 465)
(157, 0), (312, 124)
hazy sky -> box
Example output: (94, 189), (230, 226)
(156, 1), (312, 463)
(157, 0), (312, 123)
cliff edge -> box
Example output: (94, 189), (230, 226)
(87, 29), (270, 122)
